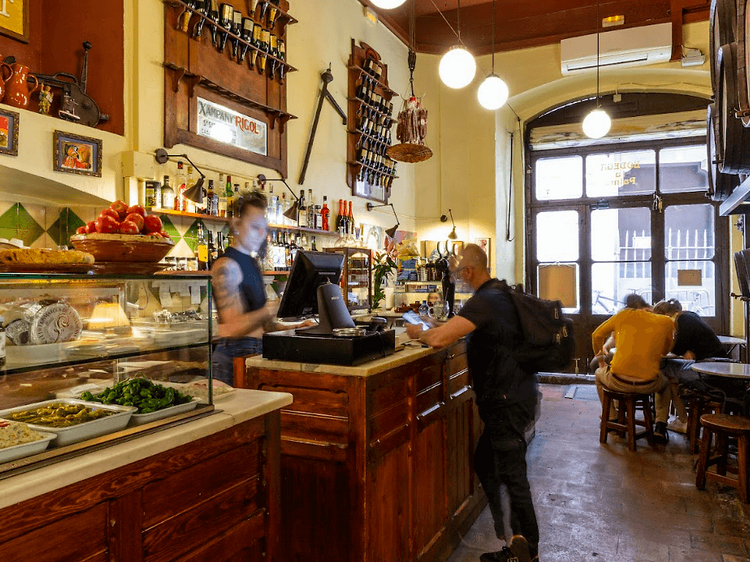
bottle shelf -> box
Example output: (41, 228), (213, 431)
(262, 270), (290, 275)
(149, 207), (231, 222)
(268, 223), (339, 236)
(348, 128), (394, 156)
(348, 96), (394, 121)
(347, 64), (397, 97)
(346, 160), (398, 179)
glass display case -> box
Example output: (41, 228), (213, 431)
(0, 273), (215, 474)
(326, 247), (372, 312)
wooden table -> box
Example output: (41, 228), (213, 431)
(692, 361), (750, 379)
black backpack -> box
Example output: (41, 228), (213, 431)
(505, 284), (575, 373)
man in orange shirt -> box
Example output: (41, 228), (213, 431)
(592, 303), (675, 443)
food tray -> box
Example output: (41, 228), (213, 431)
(0, 399), (136, 446)
(128, 400), (198, 426)
(0, 431), (56, 464)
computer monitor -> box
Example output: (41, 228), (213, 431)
(276, 251), (354, 333)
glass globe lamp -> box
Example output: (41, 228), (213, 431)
(477, 74), (509, 110)
(370, 0), (407, 8)
(439, 46), (476, 89)
(582, 108), (611, 139)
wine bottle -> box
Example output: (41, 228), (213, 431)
(207, 0), (220, 46)
(230, 10), (243, 60)
(298, 190), (307, 227)
(239, 18), (254, 63)
(196, 224), (209, 271)
(258, 0), (269, 21)
(306, 189), (315, 229)
(217, 3), (234, 53)
(193, 0), (209, 38)
(268, 4), (279, 28)
(249, 24), (261, 69)
(269, 34), (279, 79)
(180, 0), (197, 32)
(248, 0), (259, 17)
(321, 196), (330, 231)
(277, 39), (286, 83)
(206, 180), (215, 215)
(348, 201), (355, 238)
(175, 161), (187, 211)
(257, 29), (270, 75)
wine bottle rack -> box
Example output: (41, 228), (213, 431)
(346, 40), (397, 204)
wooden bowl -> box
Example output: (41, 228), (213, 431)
(70, 235), (174, 263)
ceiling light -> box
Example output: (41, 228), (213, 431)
(370, 0), (407, 9)
(582, 0), (611, 139)
(477, 0), (508, 110)
(439, 46), (476, 89)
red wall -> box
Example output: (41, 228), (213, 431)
(0, 0), (124, 135)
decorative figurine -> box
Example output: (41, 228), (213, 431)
(38, 84), (53, 115)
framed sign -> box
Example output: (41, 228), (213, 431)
(0, 108), (19, 156)
(0, 0), (29, 43)
(53, 130), (103, 177)
(196, 97), (267, 156)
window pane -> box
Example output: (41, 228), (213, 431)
(665, 204), (715, 260)
(665, 262), (715, 317)
(586, 150), (656, 197)
(659, 145), (708, 194)
(536, 210), (579, 262)
(592, 262), (653, 314)
(591, 207), (652, 262)
(534, 156), (582, 201)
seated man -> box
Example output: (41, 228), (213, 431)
(593, 302), (674, 444)
(589, 294), (651, 373)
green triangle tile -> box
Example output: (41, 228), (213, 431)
(0, 204), (20, 231)
(16, 204), (45, 247)
(0, 227), (16, 241)
(48, 208), (85, 247)
(160, 215), (180, 240)
(183, 219), (206, 253)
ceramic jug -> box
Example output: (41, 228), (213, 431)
(3, 63), (39, 109)
(0, 56), (11, 104)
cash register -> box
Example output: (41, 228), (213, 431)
(262, 251), (395, 365)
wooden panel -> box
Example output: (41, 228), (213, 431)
(269, 385), (349, 417)
(1, 502), (108, 562)
(142, 442), (260, 527)
(447, 399), (475, 516)
(143, 478), (261, 562)
(280, 409), (349, 444)
(109, 490), (144, 562)
(413, 418), (447, 557)
(177, 512), (265, 562)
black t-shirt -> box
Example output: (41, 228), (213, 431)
(672, 311), (726, 360)
(222, 247), (266, 313)
(458, 279), (537, 417)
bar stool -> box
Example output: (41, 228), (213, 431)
(695, 413), (750, 503)
(599, 387), (654, 451)
(685, 397), (723, 454)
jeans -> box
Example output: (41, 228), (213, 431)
(474, 399), (539, 557)
(212, 337), (263, 386)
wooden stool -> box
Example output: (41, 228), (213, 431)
(685, 397), (723, 454)
(695, 413), (750, 503)
(599, 388), (654, 451)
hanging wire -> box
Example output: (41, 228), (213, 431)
(427, 0), (461, 44)
(491, 0), (496, 73)
(596, 0), (601, 108)
(457, 0), (461, 41)
(409, 0), (416, 97)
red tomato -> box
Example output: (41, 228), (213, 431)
(100, 208), (120, 221)
(75, 226), (87, 235)
(96, 215), (120, 234)
(119, 220), (140, 234)
(143, 215), (163, 234)
(125, 213), (145, 232)
(110, 200), (129, 220)
(126, 204), (146, 218)
(85, 220), (97, 234)
(159, 230), (170, 239)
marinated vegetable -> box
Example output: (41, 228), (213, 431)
(5, 403), (115, 427)
(80, 378), (192, 414)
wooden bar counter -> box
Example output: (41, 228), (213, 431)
(0, 389), (292, 562)
(243, 339), (486, 562)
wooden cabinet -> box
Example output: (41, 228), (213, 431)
(326, 246), (373, 311)
(0, 413), (282, 562)
(244, 341), (485, 562)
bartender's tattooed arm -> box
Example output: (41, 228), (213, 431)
(212, 257), (271, 338)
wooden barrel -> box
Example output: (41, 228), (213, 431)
(718, 43), (750, 173)
(735, 0), (750, 125)
(711, 0), (738, 95)
(707, 103), (740, 200)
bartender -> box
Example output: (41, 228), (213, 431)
(212, 192), (311, 386)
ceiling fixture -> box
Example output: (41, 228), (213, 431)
(441, 209), (457, 240)
(370, 0), (407, 9)
(438, 0), (476, 89)
(582, 0), (611, 139)
(477, 0), (509, 110)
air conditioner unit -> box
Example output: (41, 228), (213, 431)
(560, 22), (672, 75)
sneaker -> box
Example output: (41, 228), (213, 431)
(480, 549), (512, 562)
(667, 418), (688, 434)
(653, 421), (669, 444)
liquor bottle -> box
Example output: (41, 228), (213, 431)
(348, 201), (355, 238)
(277, 39), (286, 83)
(239, 18), (254, 63)
(258, 0), (269, 21)
(306, 189), (315, 229)
(222, 174), (232, 217)
(230, 10), (243, 60)
(218, 174), (227, 217)
(180, 0), (197, 32)
(268, 185), (277, 223)
(196, 224), (209, 270)
(280, 192), (288, 226)
(269, 34), (279, 79)
(311, 235), (317, 251)
(175, 162), (186, 211)
(342, 201), (350, 235)
(217, 3), (234, 53)
(321, 196), (330, 231)
(161, 175), (175, 209)
(314, 202), (322, 230)
(186, 166), (196, 213)
(267, 4), (279, 28)
(227, 182), (235, 219)
(337, 199), (344, 233)
(249, 24), (262, 69)
(206, 180), (215, 215)
(145, 180), (158, 208)
(248, 0), (259, 17)
(193, 0), (209, 38)
(282, 231), (291, 268)
(298, 190), (307, 228)
(257, 29), (270, 75)
(208, 0), (220, 46)
(288, 232), (297, 264)
(217, 231), (226, 258)
(207, 229), (217, 267)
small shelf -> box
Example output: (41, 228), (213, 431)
(263, 270), (290, 275)
(347, 160), (398, 179)
(267, 223), (339, 236)
(149, 207), (230, 222)
(347, 64), (398, 97)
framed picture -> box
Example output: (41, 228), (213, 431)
(0, 0), (29, 43)
(475, 237), (491, 268)
(53, 130), (102, 177)
(0, 108), (19, 156)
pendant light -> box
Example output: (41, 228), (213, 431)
(582, 0), (611, 139)
(370, 0), (407, 8)
(439, 0), (476, 89)
(477, 0), (509, 110)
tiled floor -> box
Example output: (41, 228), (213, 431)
(448, 383), (750, 562)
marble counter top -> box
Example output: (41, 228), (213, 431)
(246, 343), (440, 377)
(0, 389), (292, 510)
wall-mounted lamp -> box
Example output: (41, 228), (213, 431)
(257, 174), (300, 224)
(366, 202), (400, 239)
(440, 209), (457, 240)
(154, 149), (207, 204)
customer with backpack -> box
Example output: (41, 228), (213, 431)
(592, 302), (674, 443)
(405, 243), (538, 562)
